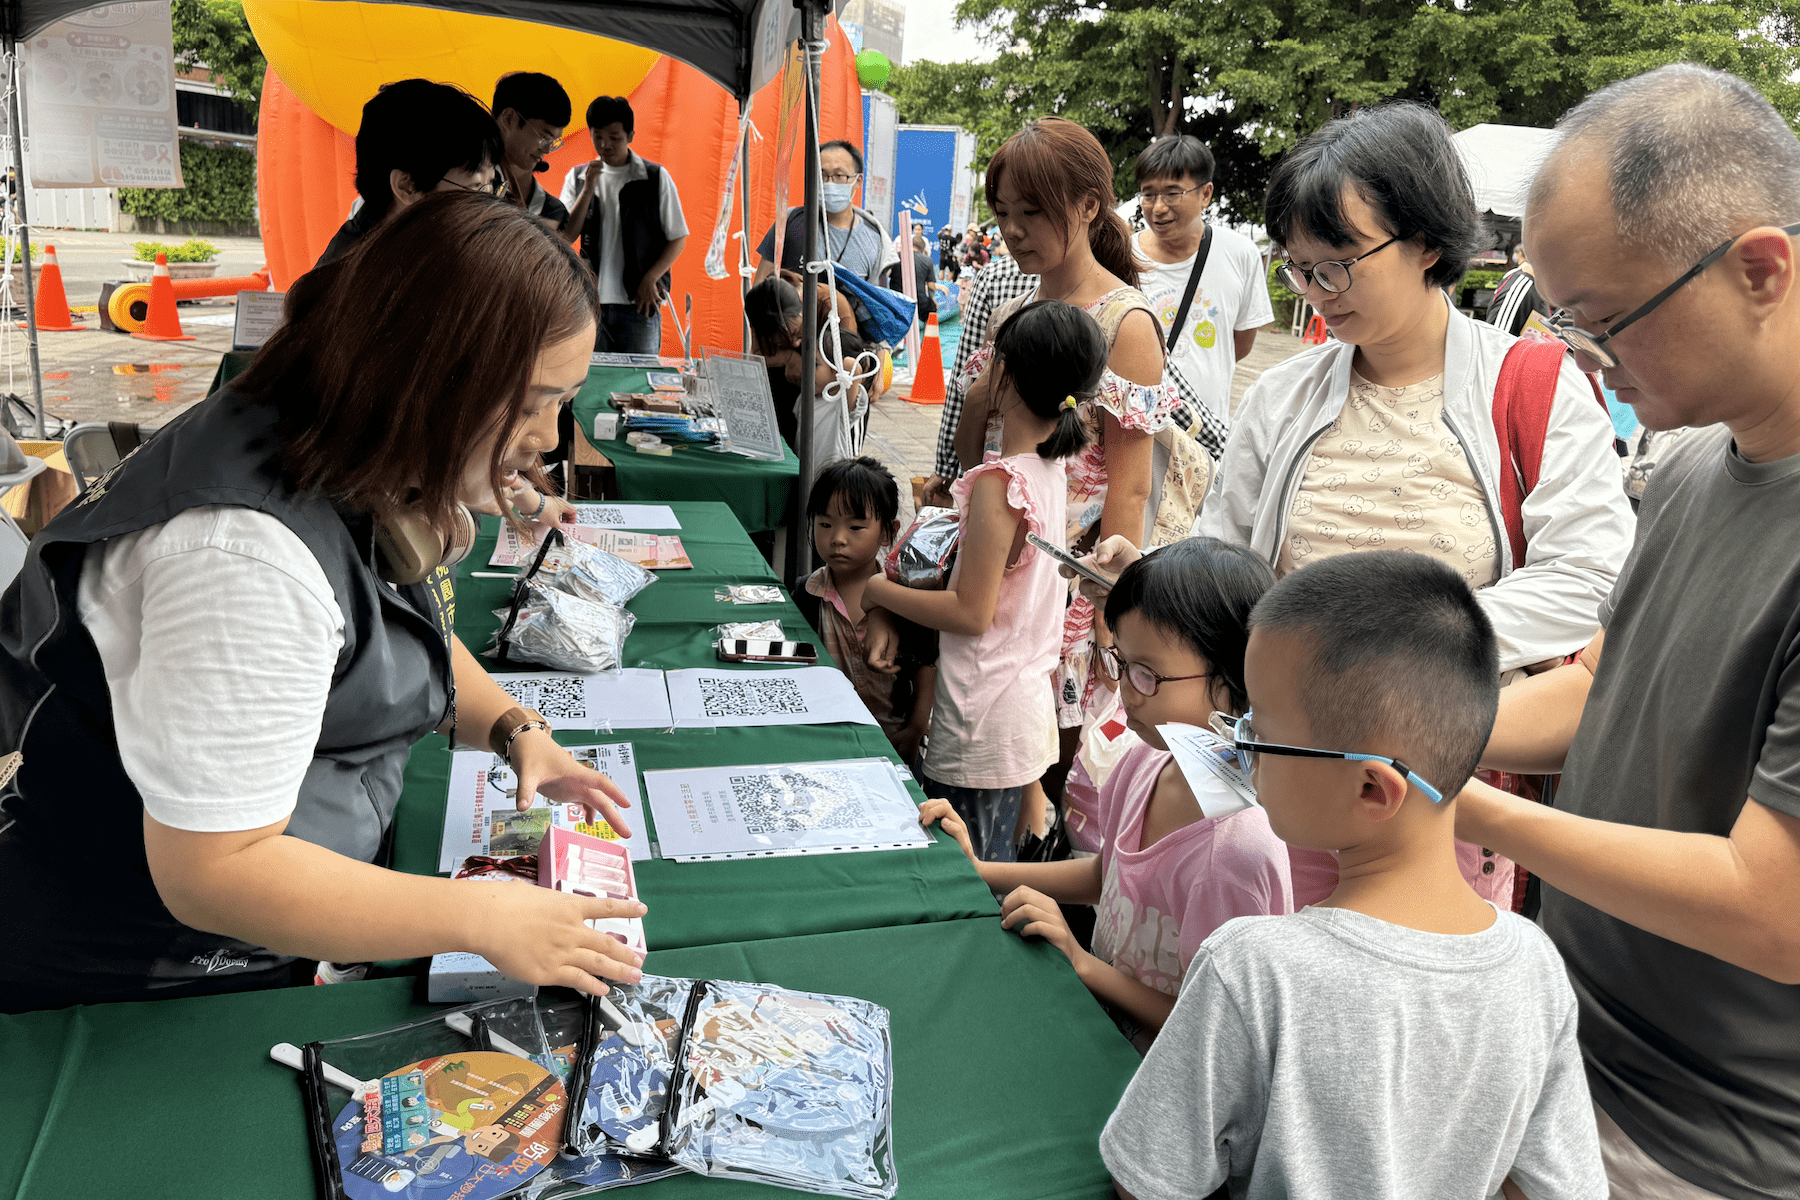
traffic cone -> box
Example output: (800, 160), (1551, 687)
(1301, 312), (1328, 346)
(903, 312), (946, 405)
(21, 243), (80, 331)
(131, 253), (195, 343)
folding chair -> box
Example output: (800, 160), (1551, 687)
(63, 422), (155, 495)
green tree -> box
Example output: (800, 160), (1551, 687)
(890, 0), (1800, 224)
(171, 0), (265, 120)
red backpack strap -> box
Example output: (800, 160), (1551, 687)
(1491, 339), (1566, 569)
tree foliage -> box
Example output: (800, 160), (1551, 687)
(171, 0), (265, 120)
(888, 0), (1800, 223)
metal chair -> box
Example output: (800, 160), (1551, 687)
(63, 422), (155, 495)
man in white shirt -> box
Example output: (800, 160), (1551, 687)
(562, 96), (689, 353)
(1133, 136), (1274, 438)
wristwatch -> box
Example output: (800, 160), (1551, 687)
(490, 705), (550, 764)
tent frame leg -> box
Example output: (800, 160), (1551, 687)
(787, 0), (828, 588)
(3, 39), (44, 439)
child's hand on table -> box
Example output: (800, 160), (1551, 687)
(1000, 885), (1086, 967)
(918, 798), (977, 867)
(462, 880), (645, 998)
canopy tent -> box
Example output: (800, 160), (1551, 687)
(1452, 122), (1559, 219)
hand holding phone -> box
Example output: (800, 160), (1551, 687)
(1025, 532), (1116, 591)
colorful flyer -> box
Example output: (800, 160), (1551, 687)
(438, 741), (654, 871)
(332, 1052), (567, 1200)
(490, 525), (692, 569)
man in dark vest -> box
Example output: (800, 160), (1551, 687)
(561, 95), (689, 353)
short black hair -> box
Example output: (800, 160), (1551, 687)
(585, 95), (634, 136)
(806, 456), (899, 524)
(1249, 551), (1499, 798)
(822, 139), (864, 174)
(1135, 135), (1215, 188)
(354, 80), (502, 222)
(1104, 537), (1274, 715)
(991, 299), (1104, 460)
(1264, 101), (1481, 292)
(491, 72), (571, 128)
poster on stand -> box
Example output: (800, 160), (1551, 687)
(23, 4), (183, 189)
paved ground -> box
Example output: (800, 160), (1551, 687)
(31, 230), (268, 303)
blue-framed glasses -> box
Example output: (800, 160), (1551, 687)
(1210, 710), (1446, 803)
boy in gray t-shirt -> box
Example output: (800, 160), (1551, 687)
(1102, 553), (1604, 1200)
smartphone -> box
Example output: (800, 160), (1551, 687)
(717, 639), (819, 665)
(1025, 532), (1116, 591)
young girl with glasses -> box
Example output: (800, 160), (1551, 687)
(920, 537), (1293, 1045)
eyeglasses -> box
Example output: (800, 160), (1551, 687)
(442, 172), (502, 197)
(1099, 644), (1210, 698)
(1135, 185), (1205, 208)
(822, 171), (861, 185)
(1275, 235), (1399, 295)
(1546, 221), (1800, 371)
(1210, 709), (1447, 803)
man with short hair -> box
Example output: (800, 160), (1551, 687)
(1132, 135), (1268, 457)
(751, 139), (898, 287)
(1461, 63), (1800, 1200)
(491, 72), (571, 232)
(561, 95), (689, 353)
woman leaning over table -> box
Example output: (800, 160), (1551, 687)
(0, 193), (645, 1014)
(1089, 103), (1635, 908)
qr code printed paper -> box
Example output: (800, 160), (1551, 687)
(575, 505), (628, 527)
(729, 770), (872, 834)
(500, 676), (587, 722)
(697, 676), (808, 718)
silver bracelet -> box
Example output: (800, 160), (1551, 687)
(502, 719), (551, 766)
(516, 489), (549, 520)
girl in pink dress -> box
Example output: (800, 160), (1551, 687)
(862, 300), (1105, 861)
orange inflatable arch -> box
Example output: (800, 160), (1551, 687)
(256, 21), (867, 355)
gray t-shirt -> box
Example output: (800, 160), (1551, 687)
(1100, 905), (1604, 1200)
(1544, 426), (1800, 1199)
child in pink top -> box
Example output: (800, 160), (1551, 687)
(923, 537), (1293, 1038)
(863, 300), (1099, 861)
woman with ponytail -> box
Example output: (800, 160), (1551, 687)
(863, 301), (1103, 860)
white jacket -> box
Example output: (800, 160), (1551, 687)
(1197, 305), (1635, 670)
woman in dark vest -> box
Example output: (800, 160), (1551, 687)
(0, 193), (645, 1013)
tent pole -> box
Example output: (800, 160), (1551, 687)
(739, 99), (752, 354)
(789, 0), (825, 586)
(5, 39), (44, 439)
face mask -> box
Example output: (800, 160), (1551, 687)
(821, 181), (855, 213)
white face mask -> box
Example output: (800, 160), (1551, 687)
(821, 181), (855, 213)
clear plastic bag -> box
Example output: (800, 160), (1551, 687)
(540, 541), (656, 609)
(490, 582), (636, 673)
(714, 585), (784, 605)
(715, 621), (785, 642)
(882, 507), (959, 590)
(663, 980), (897, 1199)
(565, 978), (691, 1157)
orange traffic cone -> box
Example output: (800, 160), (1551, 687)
(1301, 312), (1328, 346)
(132, 253), (195, 343)
(22, 243), (80, 331)
(904, 312), (946, 405)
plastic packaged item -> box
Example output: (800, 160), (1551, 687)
(882, 506), (959, 590)
(662, 980), (897, 1199)
(539, 540), (656, 609)
(490, 582), (635, 673)
(715, 621), (785, 642)
(713, 585), (784, 605)
(564, 978), (692, 1158)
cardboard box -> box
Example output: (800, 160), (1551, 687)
(537, 826), (646, 954)
(428, 951), (539, 1003)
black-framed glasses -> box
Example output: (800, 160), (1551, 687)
(1099, 644), (1209, 698)
(1136, 185), (1205, 208)
(1210, 709), (1447, 803)
(442, 171), (503, 198)
(822, 171), (861, 184)
(1546, 221), (1800, 370)
(1275, 235), (1399, 295)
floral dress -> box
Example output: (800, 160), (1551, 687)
(960, 286), (1181, 726)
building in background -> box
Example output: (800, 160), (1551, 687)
(841, 0), (905, 62)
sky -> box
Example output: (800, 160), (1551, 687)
(899, 0), (995, 65)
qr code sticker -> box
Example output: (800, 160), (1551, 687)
(697, 675), (807, 718)
(501, 676), (586, 721)
(729, 770), (871, 834)
(575, 505), (628, 527)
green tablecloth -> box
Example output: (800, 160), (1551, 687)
(0, 920), (1137, 1200)
(400, 504), (1000, 951)
(571, 365), (799, 533)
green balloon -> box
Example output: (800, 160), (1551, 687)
(856, 49), (891, 90)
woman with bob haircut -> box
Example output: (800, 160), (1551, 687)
(0, 193), (647, 1013)
(1093, 102), (1635, 908)
(944, 116), (1179, 759)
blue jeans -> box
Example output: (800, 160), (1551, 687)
(597, 303), (661, 354)
(921, 775), (1022, 863)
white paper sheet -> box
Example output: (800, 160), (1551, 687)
(664, 667), (878, 728)
(490, 669), (671, 730)
(644, 757), (929, 861)
(570, 503), (682, 529)
(438, 742), (650, 871)
(1157, 723), (1259, 819)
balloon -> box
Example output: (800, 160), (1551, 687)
(242, 0), (658, 134)
(855, 50), (890, 90)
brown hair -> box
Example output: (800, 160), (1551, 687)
(985, 117), (1139, 289)
(237, 191), (596, 537)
